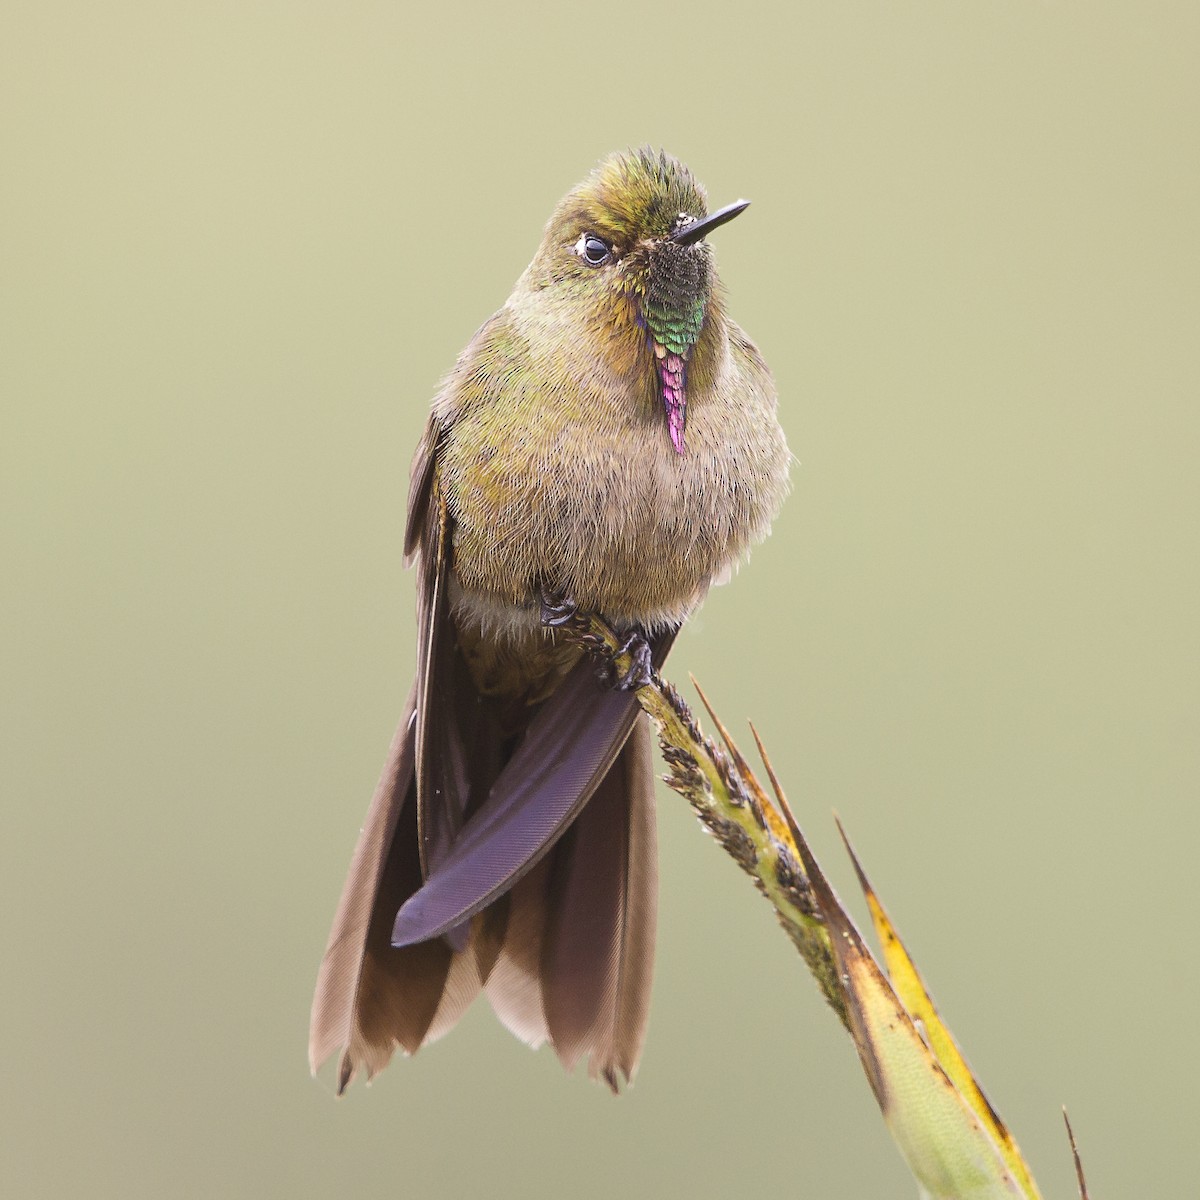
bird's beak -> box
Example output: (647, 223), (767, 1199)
(670, 198), (751, 246)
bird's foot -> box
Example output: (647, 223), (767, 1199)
(539, 588), (653, 691)
(607, 628), (654, 691)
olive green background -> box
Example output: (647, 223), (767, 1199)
(3, 3), (1196, 1197)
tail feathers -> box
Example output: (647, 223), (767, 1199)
(485, 858), (553, 1048)
(311, 703), (659, 1094)
(309, 693), (489, 1093)
(486, 714), (659, 1090)
(309, 692), (422, 1086)
(421, 899), (510, 1046)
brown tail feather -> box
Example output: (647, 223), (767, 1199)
(308, 690), (419, 1081)
(485, 857), (553, 1048)
(309, 691), (482, 1091)
(311, 682), (660, 1093)
(605, 715), (658, 1083)
(539, 714), (658, 1090)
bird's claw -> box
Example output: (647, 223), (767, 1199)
(539, 589), (579, 629)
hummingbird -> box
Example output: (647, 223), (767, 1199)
(309, 148), (790, 1094)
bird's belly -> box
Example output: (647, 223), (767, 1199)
(447, 433), (768, 634)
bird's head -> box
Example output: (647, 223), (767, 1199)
(524, 148), (749, 454)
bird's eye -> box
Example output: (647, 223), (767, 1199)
(575, 233), (613, 266)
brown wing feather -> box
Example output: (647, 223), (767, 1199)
(404, 416), (439, 562)
(391, 630), (676, 950)
(413, 465), (467, 878)
(390, 663), (639, 946)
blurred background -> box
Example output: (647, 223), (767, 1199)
(3, 3), (1196, 1196)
